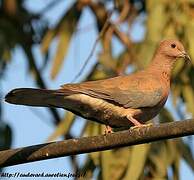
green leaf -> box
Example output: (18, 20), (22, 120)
(163, 23), (176, 38)
(2, 49), (11, 62)
(182, 85), (194, 115)
(101, 150), (112, 180)
(80, 157), (95, 179)
(146, 0), (167, 42)
(50, 28), (71, 79)
(178, 140), (194, 171)
(185, 19), (194, 65)
(149, 142), (169, 178)
(101, 148), (131, 180)
(41, 29), (56, 54)
(172, 60), (184, 78)
(159, 108), (174, 123)
(148, 140), (180, 179)
(86, 123), (101, 166)
(46, 2), (82, 79)
(124, 144), (150, 180)
(172, 156), (180, 180)
(98, 52), (117, 71)
(166, 140), (180, 180)
(100, 121), (133, 180)
(165, 140), (180, 166)
(171, 84), (181, 106)
(136, 41), (156, 68)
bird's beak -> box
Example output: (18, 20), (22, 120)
(179, 51), (191, 62)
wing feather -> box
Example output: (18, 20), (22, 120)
(59, 74), (164, 109)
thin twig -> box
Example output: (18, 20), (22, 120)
(71, 11), (113, 82)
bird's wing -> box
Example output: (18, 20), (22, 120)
(59, 73), (165, 109)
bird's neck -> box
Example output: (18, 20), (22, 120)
(147, 54), (176, 79)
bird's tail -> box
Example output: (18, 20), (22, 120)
(5, 88), (63, 107)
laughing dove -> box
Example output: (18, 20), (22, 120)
(5, 40), (190, 130)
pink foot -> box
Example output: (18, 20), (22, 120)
(104, 125), (113, 134)
(127, 115), (153, 129)
(127, 115), (143, 126)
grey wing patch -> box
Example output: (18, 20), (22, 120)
(121, 88), (164, 108)
(101, 87), (163, 108)
(58, 81), (164, 109)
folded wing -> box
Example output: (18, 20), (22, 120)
(58, 74), (164, 109)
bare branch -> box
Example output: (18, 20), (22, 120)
(0, 119), (194, 168)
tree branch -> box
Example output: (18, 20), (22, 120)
(0, 119), (194, 168)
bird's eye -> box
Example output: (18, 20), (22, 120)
(171, 44), (176, 48)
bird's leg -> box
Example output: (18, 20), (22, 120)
(127, 115), (143, 126)
(127, 115), (153, 129)
(104, 125), (113, 134)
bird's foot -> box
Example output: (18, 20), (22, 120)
(127, 115), (143, 126)
(130, 123), (153, 130)
(127, 115), (153, 130)
(104, 125), (113, 134)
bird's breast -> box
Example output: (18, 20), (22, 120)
(61, 94), (141, 128)
(133, 97), (168, 123)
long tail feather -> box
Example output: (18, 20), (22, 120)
(5, 88), (61, 107)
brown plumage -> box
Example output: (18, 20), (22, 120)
(5, 39), (191, 129)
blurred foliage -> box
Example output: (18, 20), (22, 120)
(1, 0), (194, 179)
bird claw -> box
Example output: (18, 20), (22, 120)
(104, 125), (113, 134)
(130, 123), (153, 130)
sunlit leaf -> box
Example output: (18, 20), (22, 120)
(2, 49), (11, 62)
(146, 0), (167, 42)
(182, 85), (194, 115)
(171, 84), (181, 106)
(50, 28), (71, 79)
(80, 157), (95, 179)
(185, 19), (194, 65)
(49, 3), (82, 79)
(124, 144), (150, 179)
(178, 140), (194, 171)
(98, 52), (117, 72)
(149, 142), (169, 178)
(159, 108), (174, 123)
(86, 123), (101, 166)
(41, 29), (56, 54)
(3, 0), (17, 16)
(172, 60), (184, 78)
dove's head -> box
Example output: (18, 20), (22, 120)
(156, 39), (191, 62)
